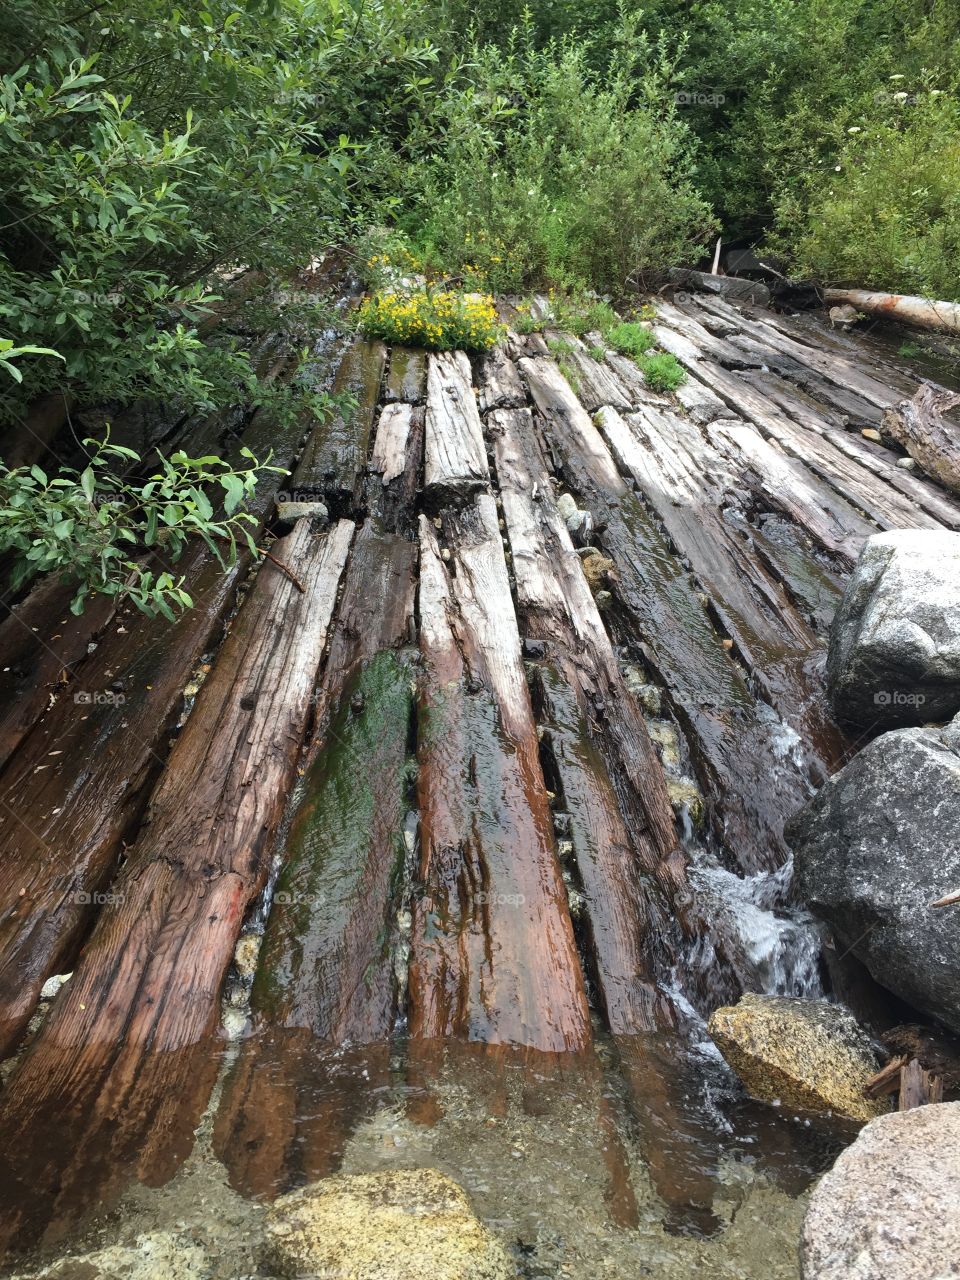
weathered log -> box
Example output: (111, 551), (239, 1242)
(898, 1058), (944, 1109)
(367, 401), (424, 533)
(410, 503), (590, 1053)
(547, 334), (633, 412)
(596, 403), (846, 774)
(882, 384), (960, 495)
(384, 346), (427, 405)
(290, 338), (387, 511)
(422, 351), (488, 504)
(0, 518), (354, 1250)
(475, 344), (527, 413)
(518, 353), (812, 874)
(824, 287), (960, 336)
(0, 392), (318, 1061)
(0, 577), (116, 774)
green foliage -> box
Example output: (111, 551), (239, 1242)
(638, 352), (686, 393)
(0, 435), (283, 617)
(0, 338), (62, 382)
(607, 322), (656, 360)
(404, 23), (716, 293)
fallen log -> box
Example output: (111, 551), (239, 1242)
(824, 287), (960, 336)
(383, 346), (427, 405)
(367, 401), (424, 533)
(410, 503), (590, 1053)
(0, 390), (319, 1061)
(882, 384), (960, 496)
(422, 351), (488, 504)
(899, 1058), (944, 1110)
(518, 353), (812, 874)
(290, 338), (387, 512)
(0, 517), (354, 1251)
(476, 344), (527, 413)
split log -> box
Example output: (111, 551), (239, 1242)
(0, 518), (354, 1251)
(290, 338), (387, 511)
(0, 393), (323, 1061)
(596, 404), (845, 773)
(367, 401), (424, 533)
(547, 334), (633, 412)
(882, 384), (960, 496)
(423, 351), (488, 505)
(410, 502), (590, 1053)
(383, 346), (427, 405)
(518, 353), (813, 874)
(899, 1059), (944, 1110)
(824, 287), (960, 336)
(747, 514), (846, 636)
(0, 577), (116, 774)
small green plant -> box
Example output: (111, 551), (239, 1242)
(639, 352), (686, 392)
(0, 340), (64, 383)
(357, 289), (502, 351)
(607, 322), (655, 360)
(0, 436), (284, 618)
(898, 342), (924, 358)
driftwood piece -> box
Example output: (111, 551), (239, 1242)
(383, 346), (427, 405)
(864, 1056), (908, 1098)
(518, 353), (810, 874)
(0, 578), (116, 774)
(214, 520), (416, 1195)
(0, 518), (354, 1250)
(290, 338), (387, 511)
(598, 403), (845, 775)
(423, 351), (488, 504)
(0, 396), (315, 1061)
(883, 384), (960, 496)
(824, 287), (960, 336)
(410, 503), (590, 1054)
(899, 1059), (944, 1110)
(475, 344), (527, 413)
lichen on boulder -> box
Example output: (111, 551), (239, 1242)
(707, 994), (885, 1123)
(265, 1167), (515, 1280)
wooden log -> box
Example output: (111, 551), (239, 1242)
(518, 353), (812, 874)
(0, 518), (354, 1250)
(548, 334), (633, 412)
(367, 401), (424, 533)
(410, 503), (590, 1053)
(882, 384), (960, 495)
(422, 351), (488, 504)
(475, 344), (527, 413)
(0, 392), (321, 1061)
(383, 346), (427, 405)
(0, 577), (117, 774)
(597, 404), (846, 775)
(824, 287), (960, 336)
(899, 1058), (944, 1109)
(290, 338), (387, 511)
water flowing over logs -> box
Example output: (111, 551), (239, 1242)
(214, 518), (417, 1194)
(410, 504), (590, 1055)
(0, 518), (354, 1251)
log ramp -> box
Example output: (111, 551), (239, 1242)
(0, 285), (950, 1253)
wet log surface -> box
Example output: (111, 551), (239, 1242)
(0, 284), (950, 1256)
(214, 517), (417, 1195)
(0, 517), (354, 1250)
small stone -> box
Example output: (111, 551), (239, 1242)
(860, 428), (882, 442)
(233, 933), (260, 979)
(665, 777), (704, 827)
(896, 456), (917, 470)
(556, 493), (578, 522)
(39, 972), (71, 1001)
(275, 500), (328, 524)
(580, 552), (616, 593)
(646, 720), (681, 771)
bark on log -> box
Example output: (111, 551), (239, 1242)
(290, 338), (387, 511)
(882, 384), (960, 495)
(410, 502), (590, 1054)
(824, 287), (960, 336)
(0, 518), (354, 1251)
(518, 353), (812, 874)
(0, 392), (323, 1061)
(422, 351), (488, 504)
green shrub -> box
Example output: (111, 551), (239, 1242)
(607, 322), (656, 360)
(357, 289), (502, 351)
(639, 352), (686, 392)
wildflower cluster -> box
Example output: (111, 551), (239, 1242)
(357, 290), (503, 352)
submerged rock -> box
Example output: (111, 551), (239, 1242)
(707, 994), (884, 1122)
(11, 1231), (210, 1280)
(825, 529), (960, 730)
(265, 1168), (515, 1280)
(788, 713), (960, 1033)
(801, 1102), (960, 1279)
(666, 776), (705, 827)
